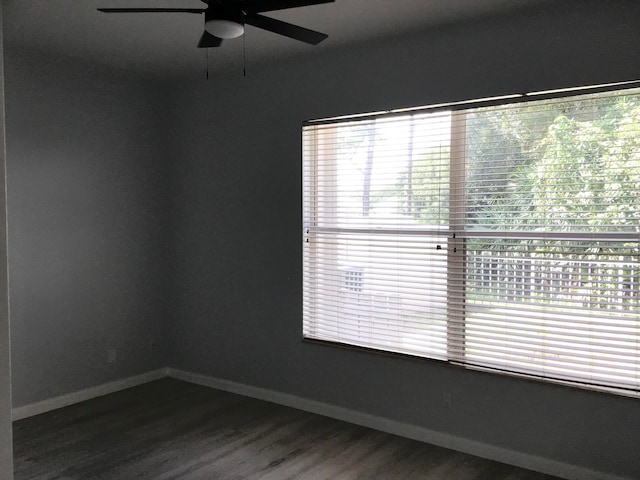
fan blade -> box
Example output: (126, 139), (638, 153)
(245, 14), (328, 45)
(243, 0), (334, 14)
(97, 8), (205, 14)
(197, 32), (224, 48)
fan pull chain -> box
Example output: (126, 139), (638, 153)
(243, 32), (247, 77)
(206, 48), (209, 80)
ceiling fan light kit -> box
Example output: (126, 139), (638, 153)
(97, 0), (335, 48)
(206, 20), (245, 39)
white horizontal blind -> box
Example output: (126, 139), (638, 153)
(303, 87), (640, 395)
(303, 113), (452, 359)
(459, 91), (640, 391)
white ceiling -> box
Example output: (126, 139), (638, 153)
(3, 0), (548, 78)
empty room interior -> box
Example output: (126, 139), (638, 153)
(1, 0), (639, 479)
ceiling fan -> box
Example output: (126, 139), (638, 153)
(98, 0), (335, 48)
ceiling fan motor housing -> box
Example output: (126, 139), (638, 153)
(205, 5), (246, 38)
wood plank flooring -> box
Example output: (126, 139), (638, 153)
(13, 378), (564, 480)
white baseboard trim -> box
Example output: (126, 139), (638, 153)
(11, 368), (168, 421)
(166, 367), (629, 480)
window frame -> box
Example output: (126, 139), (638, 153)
(302, 82), (640, 397)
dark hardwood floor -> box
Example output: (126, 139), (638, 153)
(13, 378), (564, 480)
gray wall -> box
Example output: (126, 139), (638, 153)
(167, 1), (640, 479)
(3, 49), (171, 407)
(0, 2), (15, 478)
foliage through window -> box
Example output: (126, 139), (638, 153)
(302, 87), (640, 395)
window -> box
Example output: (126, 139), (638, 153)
(303, 87), (640, 395)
